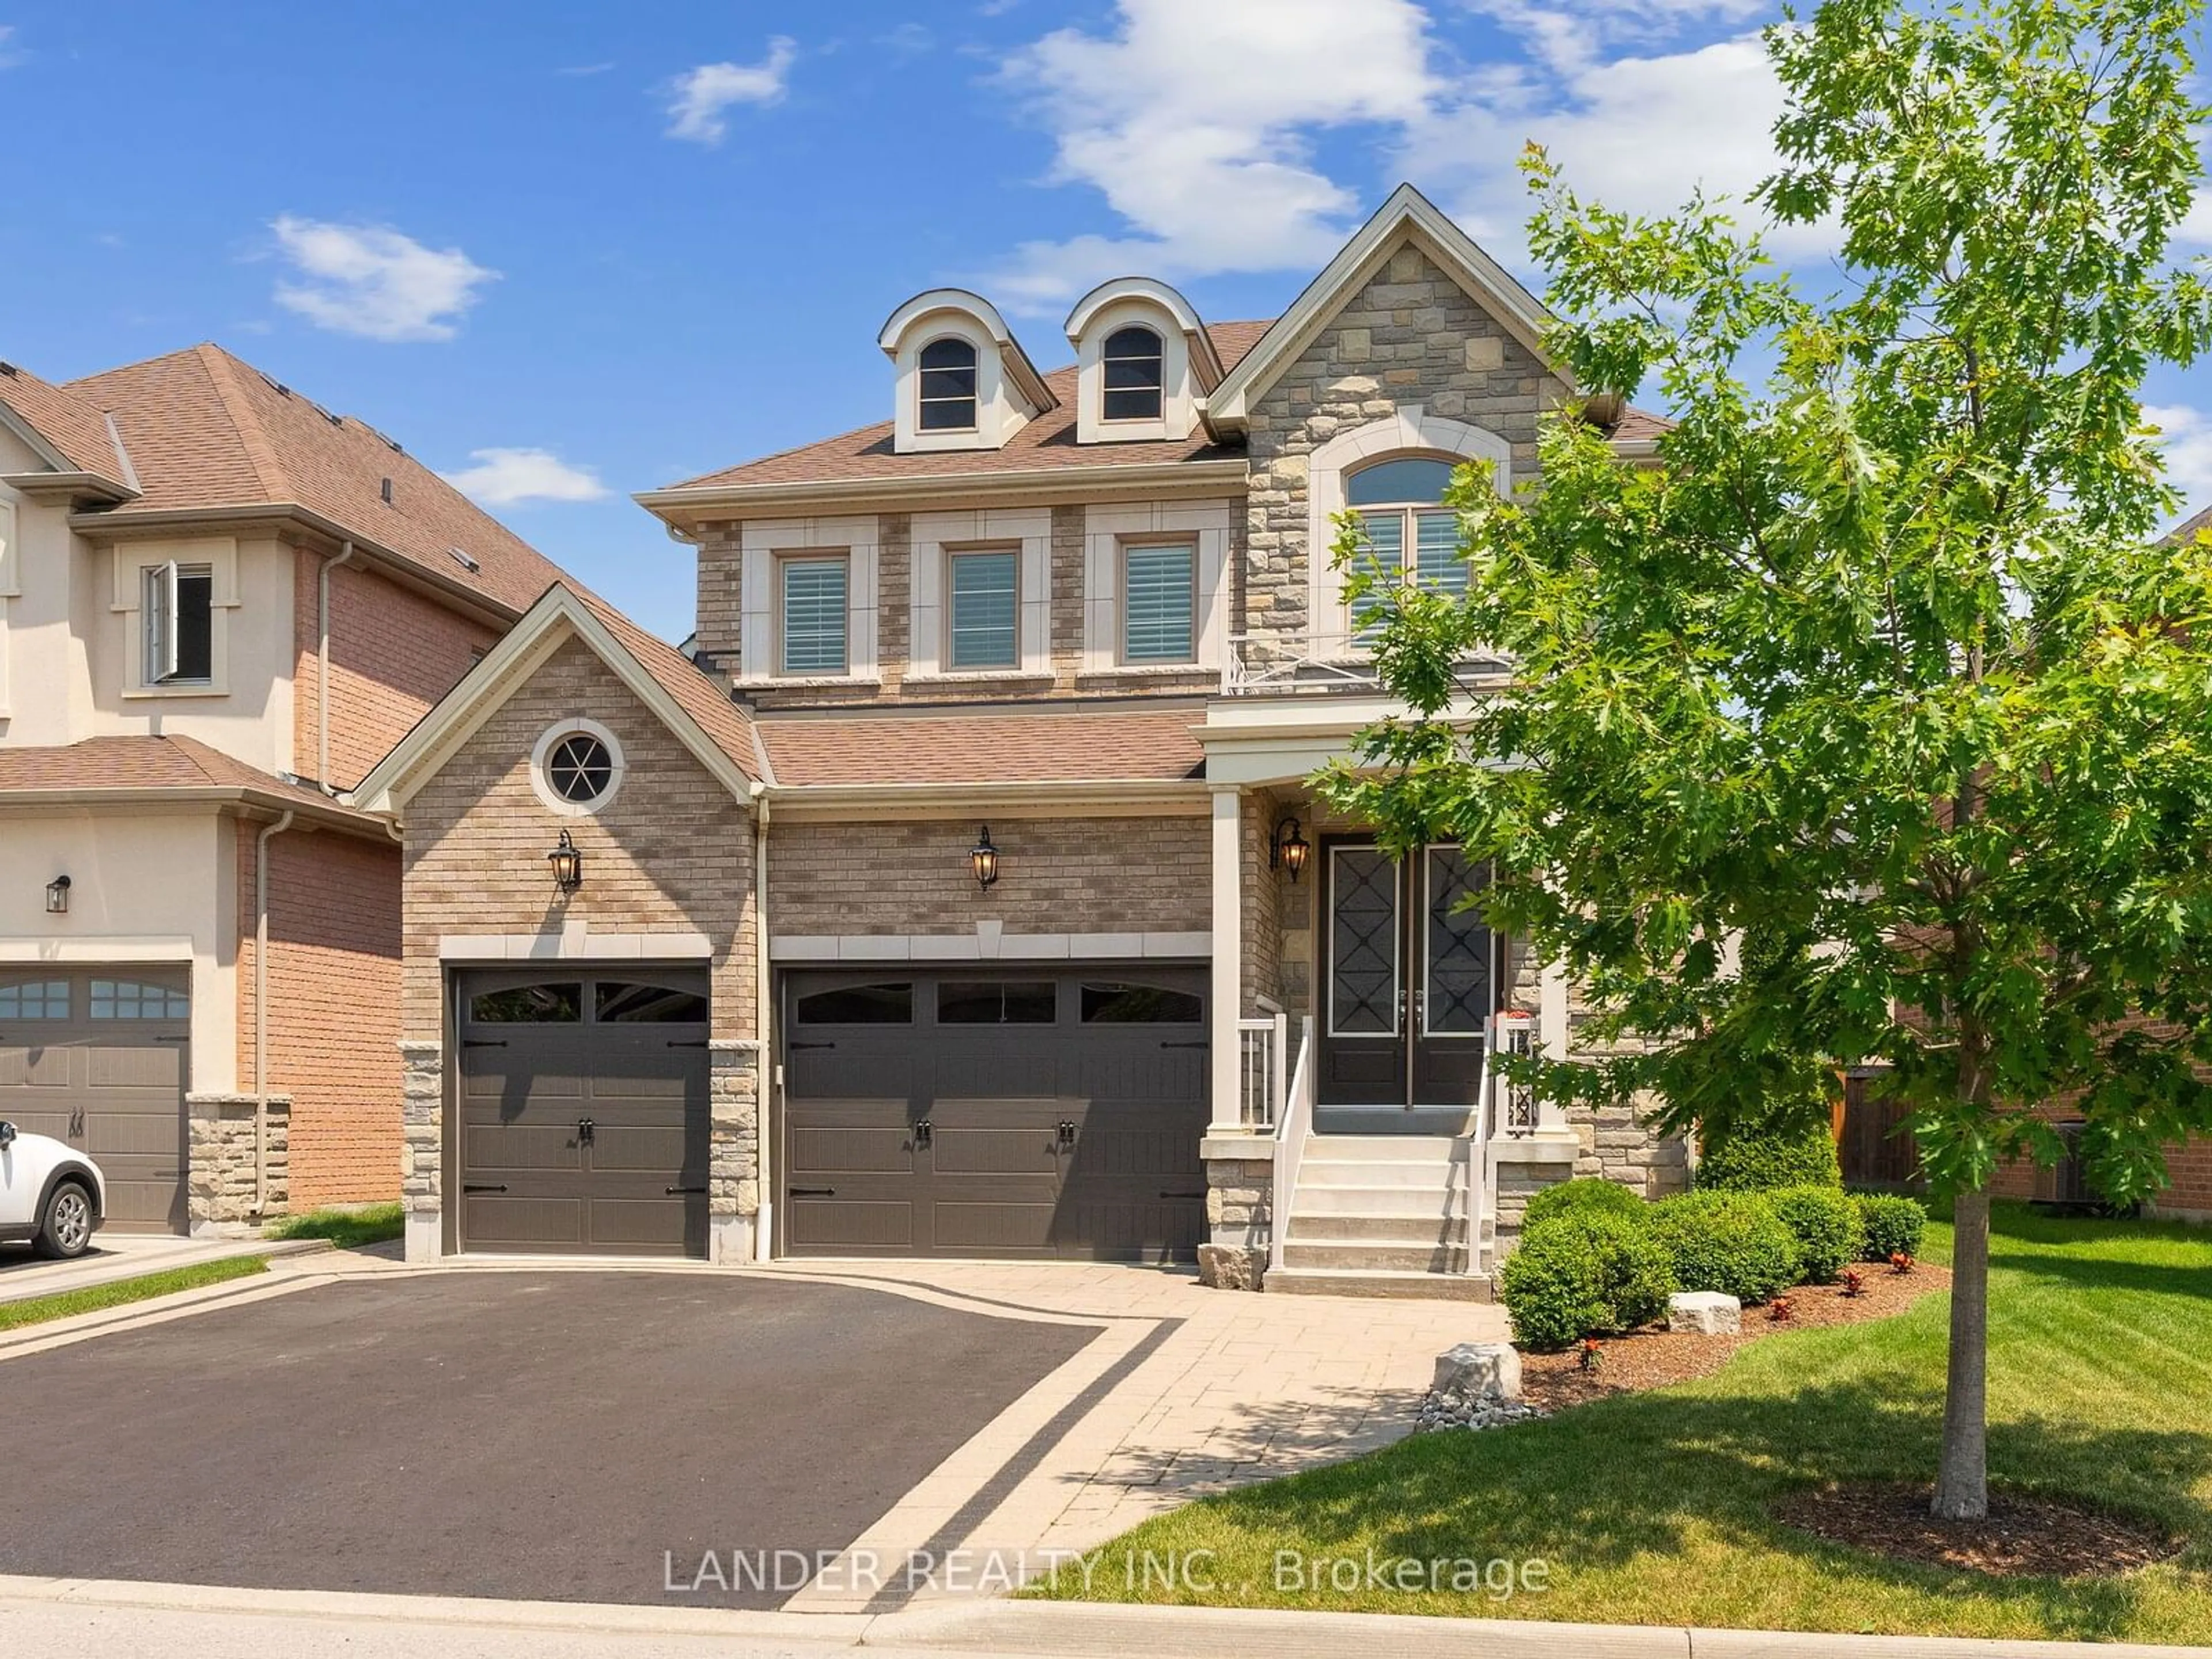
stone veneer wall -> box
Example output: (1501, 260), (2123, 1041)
(1241, 240), (1566, 660)
(185, 1093), (290, 1228)
(397, 634), (759, 1261)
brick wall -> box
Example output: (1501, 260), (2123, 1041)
(1241, 240), (1563, 654)
(293, 549), (499, 790)
(234, 823), (404, 1209)
(766, 814), (1207, 938)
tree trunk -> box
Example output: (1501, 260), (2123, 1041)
(1931, 1185), (1991, 1520)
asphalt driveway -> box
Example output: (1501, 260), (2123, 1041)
(0, 1271), (1097, 1608)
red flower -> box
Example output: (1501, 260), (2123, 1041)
(1889, 1251), (1915, 1274)
(1841, 1269), (1865, 1297)
(1768, 1296), (1794, 1322)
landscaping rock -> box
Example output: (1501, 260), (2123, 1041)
(1430, 1340), (1522, 1403)
(1415, 1392), (1549, 1433)
(1196, 1243), (1264, 1293)
(1668, 1290), (1742, 1335)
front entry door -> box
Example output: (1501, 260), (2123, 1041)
(1317, 842), (1497, 1111)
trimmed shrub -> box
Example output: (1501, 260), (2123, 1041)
(1770, 1184), (1865, 1282)
(1501, 1211), (1677, 1350)
(1855, 1192), (1927, 1260)
(1522, 1177), (1646, 1232)
(1641, 1190), (1801, 1304)
(1697, 1108), (1842, 1192)
(1499, 1223), (1607, 1351)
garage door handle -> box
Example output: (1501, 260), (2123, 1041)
(666, 1040), (709, 1049)
(1160, 1040), (1209, 1050)
(156, 1034), (191, 1043)
(665, 1184), (708, 1195)
(464, 1183), (508, 1194)
(1160, 1190), (1207, 1200)
(789, 1041), (835, 1051)
(789, 1186), (835, 1198)
(463, 1039), (508, 1049)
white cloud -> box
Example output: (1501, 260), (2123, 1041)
(440, 448), (609, 507)
(665, 37), (797, 144)
(0, 25), (22, 69)
(987, 0), (1439, 308)
(2146, 404), (2212, 517)
(270, 217), (497, 342)
(2180, 188), (2212, 247)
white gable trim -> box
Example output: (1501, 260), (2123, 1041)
(1202, 183), (1559, 434)
(351, 585), (758, 816)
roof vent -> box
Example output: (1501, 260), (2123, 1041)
(448, 546), (481, 574)
(259, 373), (293, 399)
(323, 408), (344, 427)
(0, 362), (16, 378)
(379, 477), (393, 505)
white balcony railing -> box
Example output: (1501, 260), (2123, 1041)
(1221, 631), (1382, 696)
(1235, 1013), (1288, 1130)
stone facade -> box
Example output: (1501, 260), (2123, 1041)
(709, 1040), (762, 1262)
(395, 633), (759, 1262)
(185, 1092), (290, 1229)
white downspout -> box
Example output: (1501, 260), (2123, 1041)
(317, 541), (357, 793)
(254, 810), (296, 1215)
(753, 794), (774, 1263)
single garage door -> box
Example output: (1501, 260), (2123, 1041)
(782, 968), (1209, 1261)
(0, 970), (190, 1232)
(456, 968), (711, 1257)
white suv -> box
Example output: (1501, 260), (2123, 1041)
(0, 1121), (105, 1259)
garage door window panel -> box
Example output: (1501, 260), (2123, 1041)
(469, 984), (582, 1024)
(794, 983), (913, 1025)
(938, 980), (1058, 1024)
(88, 979), (189, 1020)
(1080, 982), (1202, 1024)
(0, 979), (68, 1020)
(595, 982), (710, 1024)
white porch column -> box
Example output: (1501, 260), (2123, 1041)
(1209, 786), (1243, 1131)
(1538, 958), (1572, 1132)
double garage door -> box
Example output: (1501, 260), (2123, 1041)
(782, 967), (1209, 1262)
(0, 969), (190, 1232)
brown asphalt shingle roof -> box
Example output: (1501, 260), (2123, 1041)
(757, 706), (1205, 788)
(2168, 505), (2212, 546)
(58, 344), (569, 616)
(0, 362), (130, 481)
(668, 322), (1274, 491)
(569, 586), (763, 783)
(0, 734), (327, 797)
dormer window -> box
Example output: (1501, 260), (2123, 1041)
(918, 338), (979, 433)
(1101, 326), (1164, 422)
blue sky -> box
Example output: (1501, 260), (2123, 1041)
(2, 1), (2206, 642)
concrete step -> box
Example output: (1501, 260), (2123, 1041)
(1291, 1182), (1468, 1218)
(1298, 1158), (1468, 1189)
(1266, 1266), (1494, 1302)
(1298, 1134), (1468, 1161)
(1280, 1240), (1470, 1272)
(1283, 1210), (1470, 1244)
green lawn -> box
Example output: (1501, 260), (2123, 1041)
(1034, 1204), (2212, 1643)
(0, 1253), (270, 1333)
(264, 1200), (404, 1250)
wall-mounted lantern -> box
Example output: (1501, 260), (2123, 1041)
(1270, 817), (1310, 882)
(547, 829), (584, 893)
(44, 874), (71, 915)
(969, 825), (999, 891)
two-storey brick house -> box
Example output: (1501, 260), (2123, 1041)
(357, 185), (1692, 1289)
(0, 343), (569, 1232)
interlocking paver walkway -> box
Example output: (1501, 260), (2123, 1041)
(765, 1262), (1506, 1609)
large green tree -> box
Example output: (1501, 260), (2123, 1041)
(1328, 0), (2212, 1519)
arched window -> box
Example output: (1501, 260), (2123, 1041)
(1101, 325), (1164, 422)
(918, 337), (979, 431)
(1344, 456), (1465, 630)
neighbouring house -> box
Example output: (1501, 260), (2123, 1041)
(353, 184), (1691, 1292)
(0, 344), (569, 1233)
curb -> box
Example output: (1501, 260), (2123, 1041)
(0, 1245), (336, 1359)
(0, 1574), (2202, 1658)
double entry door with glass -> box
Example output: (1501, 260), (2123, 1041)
(1317, 842), (1498, 1120)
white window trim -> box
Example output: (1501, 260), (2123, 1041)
(888, 315), (1031, 454)
(529, 717), (626, 817)
(1081, 501), (1232, 676)
(112, 537), (239, 698)
(0, 498), (18, 598)
(1307, 407), (1511, 647)
(738, 516), (880, 685)
(909, 508), (1050, 680)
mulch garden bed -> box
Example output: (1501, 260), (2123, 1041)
(1773, 1481), (2181, 1578)
(1519, 1262), (1952, 1411)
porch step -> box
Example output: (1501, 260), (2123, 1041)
(1266, 1266), (1494, 1302)
(1297, 1134), (1467, 1161)
(1298, 1158), (1468, 1189)
(1279, 1240), (1470, 1272)
(1284, 1210), (1469, 1244)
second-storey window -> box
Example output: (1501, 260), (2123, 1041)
(779, 555), (849, 675)
(947, 548), (1018, 670)
(1120, 541), (1196, 663)
(143, 560), (214, 685)
(1101, 325), (1164, 422)
(918, 338), (979, 431)
(1345, 456), (1463, 637)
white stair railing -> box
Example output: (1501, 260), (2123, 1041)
(1235, 1013), (1288, 1130)
(1267, 1017), (1315, 1276)
(1473, 1010), (1541, 1276)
